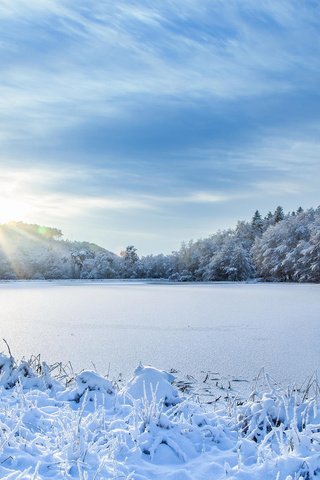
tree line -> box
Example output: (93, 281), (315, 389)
(0, 206), (319, 282)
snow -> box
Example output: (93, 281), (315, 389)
(0, 281), (319, 477)
(126, 365), (179, 405)
(0, 282), (319, 387)
(0, 356), (319, 479)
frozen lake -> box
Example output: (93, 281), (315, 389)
(0, 281), (319, 386)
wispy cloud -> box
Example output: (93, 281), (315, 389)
(0, 167), (156, 223)
(0, 1), (319, 252)
(1, 0), (319, 143)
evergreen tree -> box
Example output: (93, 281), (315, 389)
(296, 206), (304, 215)
(121, 245), (139, 264)
(264, 211), (274, 227)
(251, 210), (263, 235)
(274, 206), (284, 223)
(120, 245), (139, 278)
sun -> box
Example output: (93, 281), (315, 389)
(0, 197), (33, 224)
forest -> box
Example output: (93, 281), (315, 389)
(0, 205), (319, 282)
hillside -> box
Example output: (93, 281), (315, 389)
(0, 222), (117, 280)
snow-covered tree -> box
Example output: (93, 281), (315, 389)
(251, 210), (264, 236)
(0, 207), (318, 282)
(253, 208), (318, 281)
(120, 245), (139, 278)
(274, 205), (285, 223)
(202, 235), (254, 281)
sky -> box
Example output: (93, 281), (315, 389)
(0, 0), (319, 255)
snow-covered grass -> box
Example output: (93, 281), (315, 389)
(0, 354), (319, 479)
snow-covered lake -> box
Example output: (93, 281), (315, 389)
(0, 281), (319, 386)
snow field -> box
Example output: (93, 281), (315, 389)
(2, 282), (320, 386)
(0, 354), (319, 479)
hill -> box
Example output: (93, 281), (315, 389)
(0, 222), (117, 280)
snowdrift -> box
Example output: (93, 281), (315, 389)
(0, 353), (319, 479)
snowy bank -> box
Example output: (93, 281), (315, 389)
(0, 354), (319, 479)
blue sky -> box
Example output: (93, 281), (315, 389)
(0, 0), (319, 254)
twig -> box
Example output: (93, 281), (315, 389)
(2, 338), (13, 361)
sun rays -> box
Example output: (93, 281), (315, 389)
(0, 222), (54, 278)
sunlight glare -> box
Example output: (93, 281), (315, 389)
(0, 197), (33, 224)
